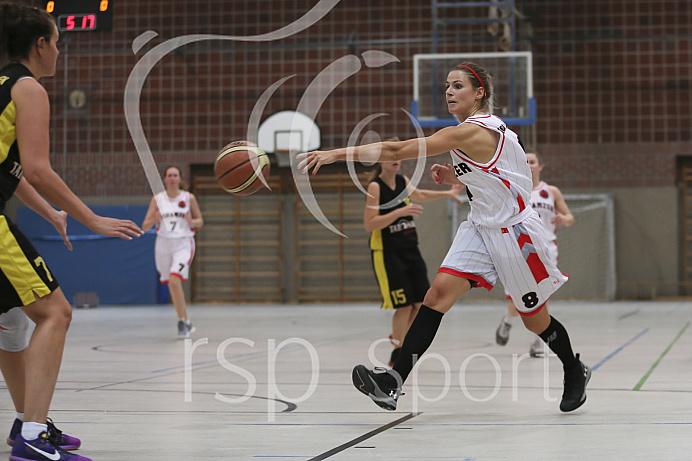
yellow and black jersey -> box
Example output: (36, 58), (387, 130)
(0, 215), (59, 312)
(369, 174), (419, 251)
(0, 63), (58, 312)
(0, 63), (34, 214)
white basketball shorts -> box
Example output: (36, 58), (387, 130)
(440, 213), (568, 315)
(0, 307), (30, 352)
(504, 240), (558, 297)
(155, 237), (196, 283)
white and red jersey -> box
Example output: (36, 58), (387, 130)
(449, 114), (533, 228)
(155, 191), (196, 239)
(531, 181), (557, 242)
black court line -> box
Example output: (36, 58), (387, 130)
(617, 308), (640, 320)
(307, 412), (419, 460)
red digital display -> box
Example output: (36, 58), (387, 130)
(58, 14), (97, 31)
(47, 1), (112, 32)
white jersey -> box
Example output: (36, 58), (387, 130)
(155, 191), (196, 238)
(449, 114), (533, 228)
(531, 181), (557, 242)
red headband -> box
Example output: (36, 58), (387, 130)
(457, 65), (486, 97)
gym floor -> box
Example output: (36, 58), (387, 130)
(1, 301), (690, 460)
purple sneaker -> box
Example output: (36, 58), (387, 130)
(8, 419), (81, 451)
(7, 418), (22, 447)
(10, 432), (91, 461)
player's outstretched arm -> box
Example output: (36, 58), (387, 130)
(297, 124), (495, 175)
(14, 78), (143, 240)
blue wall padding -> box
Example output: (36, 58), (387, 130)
(16, 205), (158, 305)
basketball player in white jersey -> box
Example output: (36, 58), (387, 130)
(142, 166), (204, 338)
(496, 152), (574, 357)
(299, 62), (591, 413)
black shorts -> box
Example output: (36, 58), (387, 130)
(0, 216), (59, 313)
(371, 247), (430, 309)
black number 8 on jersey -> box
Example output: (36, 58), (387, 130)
(522, 291), (539, 309)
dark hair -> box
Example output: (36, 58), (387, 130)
(367, 137), (400, 182)
(0, 2), (55, 67)
(452, 62), (493, 112)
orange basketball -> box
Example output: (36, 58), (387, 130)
(214, 141), (271, 196)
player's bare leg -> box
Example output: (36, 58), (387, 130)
(0, 349), (26, 414)
(168, 275), (188, 321)
(168, 275), (194, 338)
(19, 289), (71, 425)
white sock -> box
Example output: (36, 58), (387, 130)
(16, 412), (24, 422)
(21, 422), (47, 441)
(503, 312), (515, 324)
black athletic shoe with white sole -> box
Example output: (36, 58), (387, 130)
(560, 353), (591, 412)
(352, 366), (403, 411)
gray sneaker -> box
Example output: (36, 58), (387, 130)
(186, 321), (196, 335)
(177, 320), (189, 339)
(495, 318), (512, 346)
(529, 337), (546, 357)
(352, 365), (403, 411)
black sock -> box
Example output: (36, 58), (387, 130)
(538, 316), (579, 370)
(392, 305), (444, 382)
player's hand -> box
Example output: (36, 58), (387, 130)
(431, 163), (457, 185)
(448, 184), (465, 205)
(184, 211), (193, 224)
(552, 212), (566, 226)
(400, 203), (423, 217)
(89, 216), (144, 240)
(50, 209), (72, 251)
(296, 150), (339, 175)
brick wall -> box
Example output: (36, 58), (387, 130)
(30, 0), (692, 195)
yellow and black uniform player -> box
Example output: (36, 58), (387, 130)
(0, 62), (58, 313)
(370, 173), (430, 312)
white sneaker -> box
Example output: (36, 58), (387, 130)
(529, 337), (546, 357)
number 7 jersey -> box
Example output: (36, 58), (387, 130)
(155, 191), (196, 238)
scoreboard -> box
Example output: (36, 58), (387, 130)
(46, 0), (113, 32)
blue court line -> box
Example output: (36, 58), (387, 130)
(591, 328), (649, 371)
(667, 302), (687, 315)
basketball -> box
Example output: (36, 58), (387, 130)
(214, 140), (271, 196)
